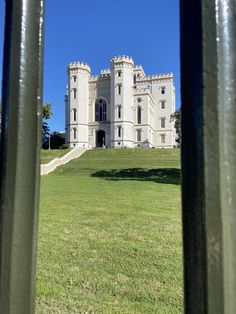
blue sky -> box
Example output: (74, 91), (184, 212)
(0, 0), (180, 132)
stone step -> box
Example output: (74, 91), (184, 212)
(41, 148), (88, 175)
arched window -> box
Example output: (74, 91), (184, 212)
(137, 106), (141, 124)
(95, 98), (107, 122)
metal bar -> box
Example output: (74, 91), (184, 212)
(181, 1), (208, 311)
(181, 0), (236, 313)
(0, 1), (44, 313)
(216, 1), (236, 312)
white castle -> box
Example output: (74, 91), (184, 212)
(65, 56), (176, 148)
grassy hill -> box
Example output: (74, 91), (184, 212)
(37, 149), (182, 313)
(41, 149), (70, 164)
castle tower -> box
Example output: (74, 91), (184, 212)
(64, 85), (69, 144)
(66, 62), (90, 148)
(110, 56), (134, 148)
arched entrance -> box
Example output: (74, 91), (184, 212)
(96, 130), (105, 147)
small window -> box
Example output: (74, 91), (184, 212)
(133, 74), (137, 84)
(161, 118), (166, 128)
(73, 109), (77, 121)
(161, 134), (166, 143)
(117, 70), (122, 77)
(161, 86), (166, 94)
(137, 106), (141, 124)
(117, 84), (122, 95)
(72, 75), (77, 82)
(73, 88), (77, 99)
(73, 128), (77, 139)
(117, 105), (121, 119)
(161, 100), (165, 109)
(137, 129), (141, 142)
(118, 126), (121, 138)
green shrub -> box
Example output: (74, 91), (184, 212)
(60, 144), (70, 149)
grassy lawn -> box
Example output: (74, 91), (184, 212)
(37, 149), (183, 313)
(41, 149), (70, 164)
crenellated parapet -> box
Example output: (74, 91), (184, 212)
(100, 69), (111, 77)
(110, 55), (134, 69)
(67, 61), (91, 74)
(138, 72), (173, 82)
(111, 55), (133, 63)
(89, 75), (99, 81)
(134, 65), (145, 78)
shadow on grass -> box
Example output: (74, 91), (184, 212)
(91, 168), (180, 185)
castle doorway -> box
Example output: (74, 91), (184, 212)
(96, 130), (105, 147)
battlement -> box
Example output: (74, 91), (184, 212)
(100, 69), (111, 77)
(134, 65), (145, 77)
(67, 61), (91, 73)
(110, 55), (134, 65)
(89, 75), (99, 81)
(141, 72), (173, 81)
(134, 65), (143, 70)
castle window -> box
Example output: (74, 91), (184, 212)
(95, 98), (107, 122)
(161, 134), (166, 143)
(72, 75), (77, 82)
(118, 126), (121, 138)
(117, 105), (121, 119)
(117, 84), (122, 95)
(72, 88), (77, 99)
(133, 74), (137, 84)
(137, 129), (142, 142)
(161, 86), (166, 94)
(73, 128), (77, 139)
(161, 100), (166, 109)
(73, 109), (77, 121)
(161, 118), (166, 128)
(137, 106), (142, 124)
(117, 70), (122, 77)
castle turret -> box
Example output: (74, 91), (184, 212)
(64, 85), (69, 143)
(66, 62), (90, 148)
(110, 55), (134, 148)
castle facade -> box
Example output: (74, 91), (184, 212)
(65, 56), (176, 148)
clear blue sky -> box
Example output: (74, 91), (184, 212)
(0, 0), (180, 132)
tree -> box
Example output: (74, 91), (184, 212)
(43, 131), (65, 149)
(42, 103), (52, 120)
(42, 103), (52, 148)
(170, 108), (181, 146)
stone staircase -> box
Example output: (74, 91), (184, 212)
(41, 148), (88, 175)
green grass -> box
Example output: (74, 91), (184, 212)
(37, 149), (183, 313)
(41, 149), (70, 164)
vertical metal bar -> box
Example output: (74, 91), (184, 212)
(181, 1), (208, 311)
(0, 1), (44, 313)
(181, 0), (236, 313)
(216, 1), (236, 312)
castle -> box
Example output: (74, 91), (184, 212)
(65, 56), (176, 148)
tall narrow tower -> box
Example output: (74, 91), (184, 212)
(66, 62), (90, 148)
(110, 56), (134, 148)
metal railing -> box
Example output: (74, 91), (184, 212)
(1, 0), (236, 313)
